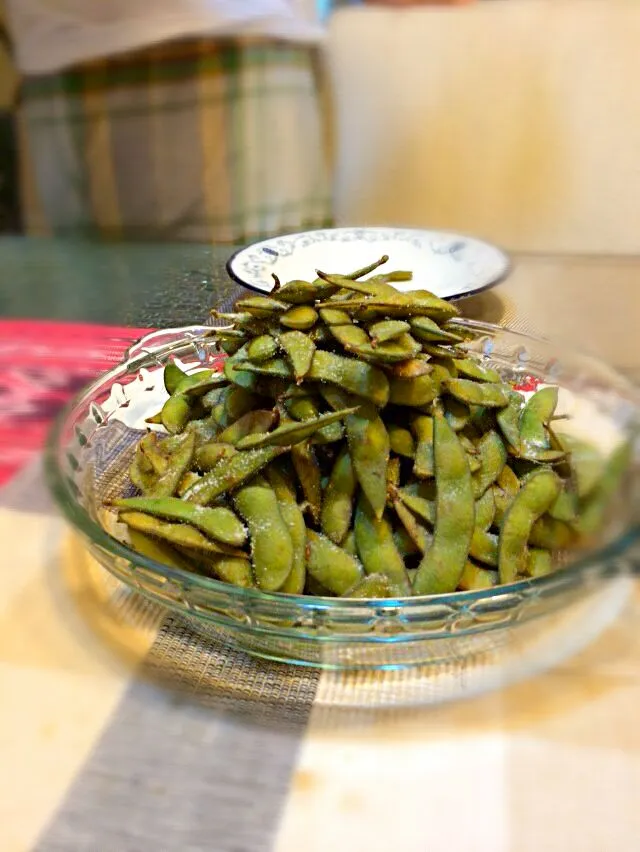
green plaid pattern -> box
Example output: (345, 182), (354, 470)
(19, 38), (332, 242)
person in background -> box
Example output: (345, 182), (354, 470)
(5, 1), (331, 243)
(5, 0), (471, 243)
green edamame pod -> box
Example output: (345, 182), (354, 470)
(119, 511), (244, 556)
(247, 334), (279, 363)
(284, 394), (343, 445)
(291, 442), (322, 524)
(386, 456), (401, 492)
(342, 529), (358, 558)
(278, 330), (316, 381)
(555, 432), (605, 498)
(390, 358), (432, 379)
(354, 493), (411, 595)
(144, 410), (164, 426)
(218, 410), (278, 445)
(519, 386), (558, 453)
(309, 324), (333, 346)
(233, 476), (293, 591)
(393, 524), (420, 557)
(387, 425), (415, 458)
(354, 333), (422, 365)
(284, 394), (319, 422)
(472, 430), (507, 498)
(235, 295), (288, 317)
(469, 529), (499, 567)
(277, 279), (330, 305)
(573, 440), (632, 535)
(235, 358), (292, 379)
(236, 407), (358, 450)
(209, 555), (255, 588)
(139, 432), (169, 475)
(126, 527), (193, 571)
(548, 487), (579, 522)
(184, 445), (286, 505)
(396, 489), (435, 526)
(343, 573), (394, 599)
(444, 378), (511, 408)
(161, 393), (192, 434)
(317, 270), (397, 299)
(176, 470), (201, 497)
(410, 316), (463, 344)
(452, 358), (502, 384)
(280, 305), (318, 330)
(320, 291), (458, 321)
(421, 343), (458, 359)
(145, 432), (196, 498)
(498, 469), (562, 583)
(321, 447), (357, 545)
(185, 415), (222, 445)
(178, 372), (227, 399)
(388, 374), (437, 407)
(413, 411), (475, 595)
(319, 307), (370, 351)
(443, 398), (471, 432)
(525, 549), (553, 578)
(305, 530), (364, 595)
(308, 350), (390, 407)
(368, 319), (411, 344)
(113, 495), (246, 546)
(458, 561), (498, 591)
(164, 362), (188, 395)
(393, 499), (431, 554)
(129, 451), (156, 495)
(529, 515), (576, 549)
(430, 362), (455, 394)
(224, 387), (260, 421)
(266, 465), (306, 595)
(497, 391), (524, 451)
(345, 403), (390, 519)
(475, 488), (496, 531)
(219, 336), (248, 356)
(173, 369), (216, 394)
(194, 442), (236, 472)
(402, 479), (437, 501)
(465, 450), (482, 474)
(223, 355), (259, 391)
(304, 575), (334, 597)
(411, 415), (434, 478)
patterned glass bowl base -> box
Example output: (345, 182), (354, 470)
(189, 576), (634, 702)
(61, 535), (634, 706)
(46, 320), (640, 674)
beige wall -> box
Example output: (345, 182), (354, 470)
(0, 0), (17, 109)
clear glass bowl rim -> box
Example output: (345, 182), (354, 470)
(44, 319), (640, 615)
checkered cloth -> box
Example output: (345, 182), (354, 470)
(17, 38), (332, 243)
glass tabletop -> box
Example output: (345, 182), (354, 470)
(0, 237), (244, 327)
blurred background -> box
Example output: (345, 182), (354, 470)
(0, 0), (18, 232)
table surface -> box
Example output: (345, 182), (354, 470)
(1, 237), (640, 852)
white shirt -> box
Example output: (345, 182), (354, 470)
(6, 0), (324, 75)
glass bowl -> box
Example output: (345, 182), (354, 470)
(45, 321), (640, 674)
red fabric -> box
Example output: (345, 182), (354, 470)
(0, 320), (151, 486)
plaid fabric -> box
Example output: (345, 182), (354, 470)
(18, 38), (332, 243)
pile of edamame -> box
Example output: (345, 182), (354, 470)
(108, 256), (629, 598)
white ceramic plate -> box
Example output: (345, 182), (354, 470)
(227, 227), (510, 299)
